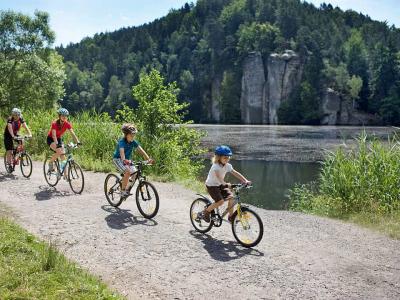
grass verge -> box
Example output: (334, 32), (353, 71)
(0, 217), (124, 299)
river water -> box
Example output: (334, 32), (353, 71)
(191, 125), (396, 210)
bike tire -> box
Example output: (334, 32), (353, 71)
(20, 153), (33, 178)
(68, 161), (85, 194)
(190, 198), (213, 233)
(104, 173), (123, 207)
(231, 207), (263, 248)
(135, 181), (159, 219)
(43, 157), (59, 187)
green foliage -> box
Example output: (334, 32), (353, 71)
(0, 10), (65, 111)
(55, 0), (400, 124)
(220, 70), (241, 123)
(119, 69), (206, 180)
(0, 217), (122, 299)
(289, 133), (400, 218)
(236, 21), (281, 57)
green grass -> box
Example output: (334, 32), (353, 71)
(289, 132), (400, 239)
(0, 217), (124, 299)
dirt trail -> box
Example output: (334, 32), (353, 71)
(1, 161), (399, 299)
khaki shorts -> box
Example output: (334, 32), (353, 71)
(206, 185), (233, 202)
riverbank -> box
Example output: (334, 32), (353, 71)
(1, 161), (400, 299)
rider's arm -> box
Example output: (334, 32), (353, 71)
(7, 123), (15, 138)
(136, 146), (151, 161)
(69, 129), (80, 144)
(119, 147), (126, 161)
(22, 123), (32, 137)
(231, 169), (250, 184)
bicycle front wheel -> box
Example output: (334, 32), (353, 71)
(68, 161), (84, 194)
(190, 198), (213, 233)
(232, 207), (263, 248)
(43, 157), (59, 187)
(20, 153), (33, 178)
(104, 174), (123, 207)
(136, 181), (159, 219)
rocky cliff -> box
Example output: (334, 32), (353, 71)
(240, 52), (266, 124)
(212, 50), (379, 125)
(239, 50), (303, 124)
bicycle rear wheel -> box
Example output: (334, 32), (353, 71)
(4, 153), (14, 174)
(43, 157), (59, 187)
(136, 181), (159, 219)
(68, 161), (84, 194)
(104, 173), (123, 207)
(232, 207), (263, 248)
(20, 153), (33, 178)
(190, 198), (213, 233)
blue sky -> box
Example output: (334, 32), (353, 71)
(1, 0), (399, 46)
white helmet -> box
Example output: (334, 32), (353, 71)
(11, 108), (22, 117)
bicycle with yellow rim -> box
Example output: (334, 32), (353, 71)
(190, 183), (264, 248)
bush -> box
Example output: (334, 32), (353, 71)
(289, 132), (400, 218)
(1, 69), (206, 180)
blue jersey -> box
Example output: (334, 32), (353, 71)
(113, 138), (139, 159)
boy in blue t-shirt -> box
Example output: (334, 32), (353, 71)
(113, 123), (154, 198)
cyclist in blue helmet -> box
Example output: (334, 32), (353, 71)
(199, 145), (251, 223)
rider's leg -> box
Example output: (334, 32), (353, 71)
(206, 199), (224, 213)
(6, 150), (13, 164)
(121, 169), (130, 191)
(49, 143), (62, 163)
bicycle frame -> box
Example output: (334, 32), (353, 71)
(53, 144), (76, 176)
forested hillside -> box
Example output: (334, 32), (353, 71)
(58, 0), (400, 125)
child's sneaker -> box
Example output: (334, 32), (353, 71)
(197, 210), (211, 223)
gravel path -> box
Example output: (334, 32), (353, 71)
(1, 161), (399, 299)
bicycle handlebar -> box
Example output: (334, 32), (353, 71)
(13, 135), (31, 141)
(231, 183), (253, 190)
(132, 160), (154, 167)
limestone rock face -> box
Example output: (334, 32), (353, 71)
(240, 52), (266, 124)
(321, 88), (341, 125)
(211, 76), (221, 122)
(266, 50), (303, 125)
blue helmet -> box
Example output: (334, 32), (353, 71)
(58, 108), (69, 116)
(215, 145), (233, 156)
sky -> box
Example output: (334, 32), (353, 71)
(0, 0), (399, 46)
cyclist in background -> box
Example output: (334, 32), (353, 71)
(47, 108), (80, 172)
(4, 108), (32, 167)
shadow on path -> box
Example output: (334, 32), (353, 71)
(101, 205), (158, 229)
(189, 230), (264, 262)
(34, 185), (72, 201)
(0, 172), (17, 182)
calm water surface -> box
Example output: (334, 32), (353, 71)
(193, 125), (396, 209)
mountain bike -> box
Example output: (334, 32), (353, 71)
(190, 183), (264, 248)
(104, 160), (159, 219)
(43, 142), (84, 194)
(4, 135), (33, 178)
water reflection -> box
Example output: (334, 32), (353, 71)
(201, 160), (320, 210)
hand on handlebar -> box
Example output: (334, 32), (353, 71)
(123, 159), (131, 165)
(147, 158), (155, 165)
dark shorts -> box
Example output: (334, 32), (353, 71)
(4, 134), (14, 151)
(206, 185), (233, 202)
(47, 136), (63, 148)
